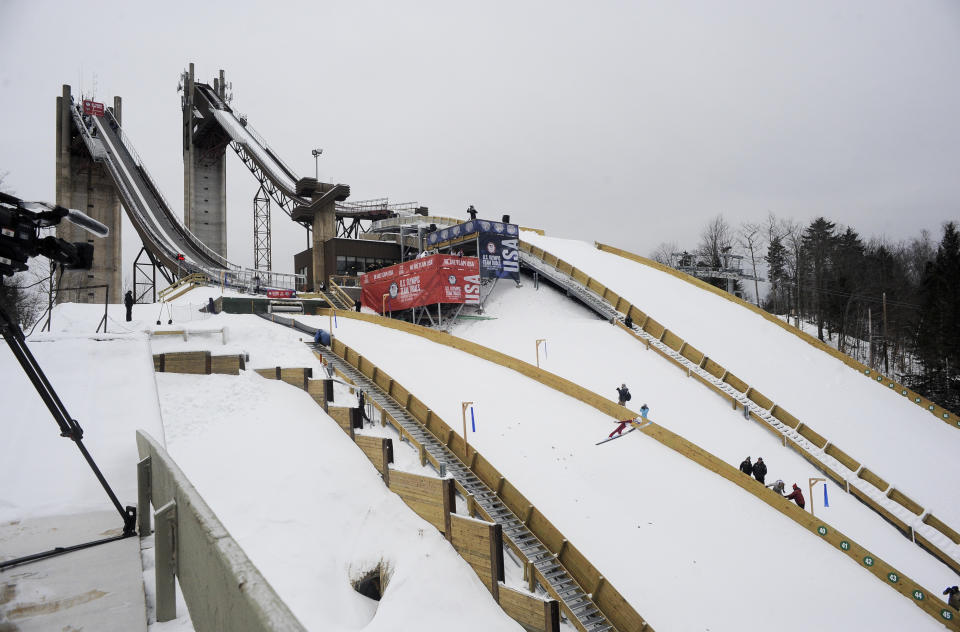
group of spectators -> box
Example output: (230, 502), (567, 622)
(739, 456), (805, 509)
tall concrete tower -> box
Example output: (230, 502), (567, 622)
(182, 63), (229, 257)
(55, 85), (123, 305)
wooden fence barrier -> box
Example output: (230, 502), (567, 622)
(153, 352), (245, 375)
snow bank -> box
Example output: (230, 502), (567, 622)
(0, 332), (163, 522)
(155, 370), (521, 631)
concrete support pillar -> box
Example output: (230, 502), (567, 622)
(182, 63), (228, 258)
(311, 195), (337, 291)
(55, 84), (122, 305)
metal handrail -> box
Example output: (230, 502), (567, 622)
(104, 110), (238, 272)
(242, 120), (300, 183)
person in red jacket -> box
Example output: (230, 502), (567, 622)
(784, 483), (805, 509)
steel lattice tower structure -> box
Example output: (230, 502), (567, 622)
(253, 186), (272, 272)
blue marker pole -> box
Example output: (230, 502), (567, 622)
(333, 312), (338, 329)
(470, 407), (476, 433)
(824, 483), (829, 507)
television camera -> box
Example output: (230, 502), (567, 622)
(0, 190), (109, 278)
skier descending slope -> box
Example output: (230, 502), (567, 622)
(598, 403), (652, 445)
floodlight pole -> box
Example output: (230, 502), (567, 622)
(462, 401), (473, 455)
(535, 338), (546, 368)
(808, 477), (826, 516)
(312, 148), (323, 180)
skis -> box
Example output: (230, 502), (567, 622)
(596, 428), (635, 445)
(595, 418), (654, 446)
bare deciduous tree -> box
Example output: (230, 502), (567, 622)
(738, 221), (764, 306)
(650, 241), (679, 266)
(697, 215), (733, 269)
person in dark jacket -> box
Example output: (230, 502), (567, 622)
(354, 299), (362, 312)
(739, 456), (753, 476)
(784, 483), (805, 509)
(944, 586), (960, 611)
(124, 290), (134, 322)
(207, 297), (216, 314)
(752, 457), (767, 484)
(616, 383), (631, 406)
(624, 315), (633, 329)
(467, 205), (477, 220)
(358, 390), (371, 424)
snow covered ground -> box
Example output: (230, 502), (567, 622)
(520, 231), (960, 532)
(0, 327), (163, 522)
(155, 370), (521, 631)
(2, 300), (522, 631)
(449, 275), (959, 596)
(301, 313), (944, 631)
(4, 282), (956, 631)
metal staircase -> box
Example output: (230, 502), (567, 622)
(263, 311), (617, 632)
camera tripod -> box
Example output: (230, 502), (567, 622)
(0, 299), (136, 571)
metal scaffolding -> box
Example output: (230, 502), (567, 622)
(254, 185), (272, 272)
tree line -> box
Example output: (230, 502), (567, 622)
(653, 214), (960, 411)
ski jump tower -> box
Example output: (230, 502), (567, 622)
(54, 85), (123, 304)
(181, 63), (229, 258)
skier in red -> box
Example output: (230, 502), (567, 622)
(784, 483), (805, 509)
(608, 404), (649, 437)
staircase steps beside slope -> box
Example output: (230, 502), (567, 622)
(310, 341), (619, 632)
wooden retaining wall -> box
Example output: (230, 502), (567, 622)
(153, 352), (245, 375)
(498, 585), (560, 632)
(449, 514), (504, 599)
(388, 471), (454, 536)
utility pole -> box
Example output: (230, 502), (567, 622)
(462, 401), (473, 456)
(882, 292), (889, 373)
(868, 308), (873, 369)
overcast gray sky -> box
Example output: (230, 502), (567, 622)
(1, 0), (958, 278)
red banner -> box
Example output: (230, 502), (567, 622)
(267, 289), (296, 299)
(361, 254), (480, 313)
(82, 100), (105, 117)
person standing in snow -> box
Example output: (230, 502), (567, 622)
(766, 479), (786, 496)
(752, 457), (767, 484)
(784, 483), (805, 509)
(739, 456), (753, 476)
(616, 383), (631, 406)
(124, 290), (134, 322)
(207, 297), (216, 314)
(624, 315), (633, 329)
(943, 586), (960, 611)
(639, 403), (649, 420)
(358, 390), (371, 424)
